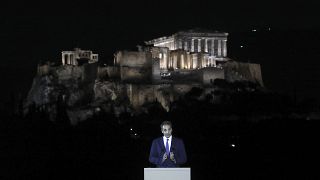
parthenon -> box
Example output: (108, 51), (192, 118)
(144, 29), (229, 70)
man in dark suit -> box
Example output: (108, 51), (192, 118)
(149, 121), (187, 167)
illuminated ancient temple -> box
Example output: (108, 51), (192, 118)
(145, 29), (229, 70)
(110, 29), (262, 86)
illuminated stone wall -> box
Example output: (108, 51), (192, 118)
(116, 51), (152, 67)
(115, 51), (153, 83)
(97, 66), (120, 80)
(152, 57), (161, 83)
(120, 66), (151, 83)
(126, 84), (197, 111)
(149, 47), (170, 70)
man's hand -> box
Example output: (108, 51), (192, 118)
(162, 153), (168, 163)
(170, 152), (176, 163)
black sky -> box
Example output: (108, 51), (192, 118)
(3, 0), (320, 53)
(1, 0), (320, 102)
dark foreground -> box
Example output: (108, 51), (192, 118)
(1, 109), (319, 180)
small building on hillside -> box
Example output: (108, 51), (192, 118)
(62, 48), (98, 66)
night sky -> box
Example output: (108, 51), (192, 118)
(1, 0), (320, 102)
(2, 1), (320, 179)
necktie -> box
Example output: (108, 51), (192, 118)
(166, 138), (170, 156)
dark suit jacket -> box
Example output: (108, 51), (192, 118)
(149, 136), (187, 167)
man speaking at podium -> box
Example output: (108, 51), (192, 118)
(149, 121), (187, 167)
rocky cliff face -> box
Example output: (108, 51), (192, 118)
(25, 61), (264, 125)
(25, 64), (97, 124)
(224, 61), (264, 87)
(25, 64), (173, 125)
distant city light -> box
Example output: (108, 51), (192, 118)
(130, 128), (133, 131)
(252, 29), (257, 32)
(231, 144), (236, 147)
(240, 45), (244, 48)
(268, 27), (271, 31)
(135, 133), (137, 136)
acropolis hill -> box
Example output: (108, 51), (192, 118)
(25, 29), (263, 125)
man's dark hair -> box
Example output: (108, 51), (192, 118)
(160, 121), (172, 130)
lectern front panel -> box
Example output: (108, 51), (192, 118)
(144, 168), (190, 180)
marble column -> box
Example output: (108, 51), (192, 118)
(211, 39), (215, 56)
(175, 55), (178, 69)
(164, 53), (167, 70)
(62, 54), (65, 65)
(178, 39), (182, 49)
(218, 39), (222, 57)
(198, 39), (201, 52)
(181, 54), (184, 68)
(188, 55), (191, 69)
(166, 52), (170, 69)
(205, 39), (208, 52)
(184, 40), (188, 51)
(193, 54), (197, 69)
(223, 40), (227, 57)
(191, 39), (194, 52)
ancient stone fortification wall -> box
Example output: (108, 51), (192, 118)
(202, 67), (225, 85)
(224, 61), (264, 86)
(117, 51), (152, 67)
(120, 66), (151, 83)
(116, 51), (153, 82)
(98, 66), (120, 80)
(152, 58), (161, 83)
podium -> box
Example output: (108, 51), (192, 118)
(144, 168), (191, 180)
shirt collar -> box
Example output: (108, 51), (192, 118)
(163, 135), (172, 141)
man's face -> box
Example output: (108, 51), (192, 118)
(161, 124), (172, 138)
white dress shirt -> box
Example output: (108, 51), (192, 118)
(163, 135), (172, 151)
